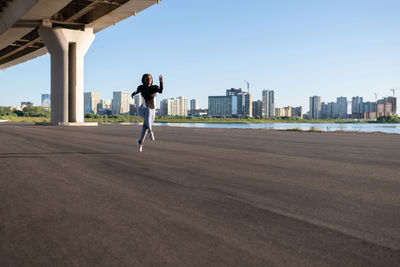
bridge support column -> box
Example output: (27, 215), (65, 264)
(38, 27), (95, 125)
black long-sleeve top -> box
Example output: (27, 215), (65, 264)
(131, 82), (163, 109)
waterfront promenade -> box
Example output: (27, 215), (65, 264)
(0, 123), (399, 266)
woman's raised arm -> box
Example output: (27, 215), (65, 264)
(158, 74), (164, 93)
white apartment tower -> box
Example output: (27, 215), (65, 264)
(262, 90), (275, 118)
(112, 91), (130, 115)
(160, 97), (188, 116)
(84, 92), (101, 114)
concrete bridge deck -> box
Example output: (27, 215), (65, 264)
(0, 124), (399, 266)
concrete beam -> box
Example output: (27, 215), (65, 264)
(0, 0), (38, 35)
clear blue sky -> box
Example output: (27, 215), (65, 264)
(1, 0), (400, 111)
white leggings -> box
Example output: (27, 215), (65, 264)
(139, 107), (155, 143)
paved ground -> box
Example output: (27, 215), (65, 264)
(0, 123), (399, 266)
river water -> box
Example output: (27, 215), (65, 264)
(120, 122), (400, 135)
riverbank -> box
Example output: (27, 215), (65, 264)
(1, 115), (396, 124)
(2, 117), (400, 134)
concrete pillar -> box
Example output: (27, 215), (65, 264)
(38, 26), (95, 125)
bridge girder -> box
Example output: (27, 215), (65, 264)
(0, 0), (160, 69)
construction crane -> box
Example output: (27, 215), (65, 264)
(390, 88), (400, 97)
(374, 93), (379, 102)
(244, 80), (250, 93)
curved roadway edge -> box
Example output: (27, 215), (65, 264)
(0, 46), (47, 70)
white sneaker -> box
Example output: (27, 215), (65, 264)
(137, 140), (143, 152)
(148, 131), (155, 141)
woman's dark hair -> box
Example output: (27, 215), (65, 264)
(142, 74), (152, 85)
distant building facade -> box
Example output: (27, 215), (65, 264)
(352, 96), (363, 118)
(21, 102), (33, 108)
(292, 106), (303, 118)
(112, 91), (130, 115)
(362, 102), (376, 113)
(361, 102), (377, 119)
(252, 100), (262, 117)
(275, 106), (292, 117)
(98, 99), (112, 115)
(324, 102), (337, 119)
(275, 106), (303, 118)
(262, 90), (274, 118)
(309, 96), (322, 119)
(160, 96), (188, 116)
(349, 96), (396, 119)
(188, 109), (208, 117)
(336, 96), (348, 119)
(377, 97), (397, 117)
(208, 96), (233, 117)
(351, 96), (381, 119)
(190, 99), (199, 112)
(41, 94), (50, 109)
(99, 99), (112, 109)
(208, 88), (252, 117)
(133, 94), (143, 116)
(84, 92), (101, 114)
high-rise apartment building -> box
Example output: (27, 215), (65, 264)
(226, 88), (252, 117)
(352, 96), (363, 118)
(321, 97), (347, 119)
(275, 107), (291, 117)
(362, 102), (376, 113)
(208, 96), (233, 117)
(377, 97), (397, 117)
(252, 100), (262, 117)
(321, 102), (328, 118)
(262, 90), (275, 118)
(190, 99), (199, 111)
(41, 94), (50, 108)
(84, 92), (101, 114)
(160, 96), (188, 116)
(292, 106), (303, 118)
(309, 96), (321, 119)
(337, 96), (348, 119)
(112, 91), (130, 115)
(385, 97), (397, 115)
(208, 88), (252, 117)
(275, 106), (303, 118)
(177, 96), (188, 116)
(242, 91), (252, 117)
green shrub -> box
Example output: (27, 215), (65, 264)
(376, 116), (400, 123)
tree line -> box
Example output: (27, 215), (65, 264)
(0, 106), (50, 117)
(376, 115), (400, 123)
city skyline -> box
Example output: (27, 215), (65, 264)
(1, 1), (400, 110)
(3, 84), (399, 111)
(8, 89), (398, 118)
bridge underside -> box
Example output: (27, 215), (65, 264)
(0, 0), (159, 125)
(0, 0), (158, 69)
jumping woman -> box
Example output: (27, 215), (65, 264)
(131, 74), (163, 152)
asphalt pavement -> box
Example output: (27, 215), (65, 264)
(0, 123), (399, 266)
